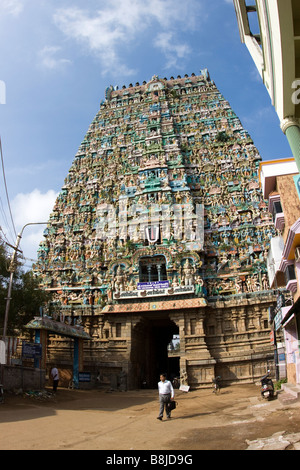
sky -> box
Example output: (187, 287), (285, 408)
(0, 0), (293, 267)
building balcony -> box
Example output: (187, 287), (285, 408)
(285, 263), (298, 294)
(274, 211), (285, 231)
(269, 195), (285, 231)
(286, 278), (298, 293)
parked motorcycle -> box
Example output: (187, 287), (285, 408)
(260, 371), (274, 400)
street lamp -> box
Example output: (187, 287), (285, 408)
(2, 222), (47, 340)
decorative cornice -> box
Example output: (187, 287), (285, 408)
(102, 297), (207, 313)
(280, 117), (300, 134)
(286, 279), (298, 293)
(268, 193), (280, 213)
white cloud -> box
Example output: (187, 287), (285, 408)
(11, 189), (58, 262)
(38, 46), (72, 70)
(154, 32), (192, 70)
(1, 0), (23, 16)
(53, 0), (201, 75)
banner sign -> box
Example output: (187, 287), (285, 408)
(137, 281), (169, 290)
(114, 285), (194, 299)
(22, 342), (42, 359)
(79, 372), (91, 382)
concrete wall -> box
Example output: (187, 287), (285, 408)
(276, 174), (300, 241)
(1, 365), (45, 391)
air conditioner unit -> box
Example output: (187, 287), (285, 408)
(295, 246), (300, 262)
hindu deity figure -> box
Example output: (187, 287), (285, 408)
(113, 265), (126, 293)
(195, 275), (204, 296)
(181, 259), (196, 286)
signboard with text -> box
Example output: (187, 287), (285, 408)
(22, 342), (42, 359)
(137, 281), (169, 290)
(79, 372), (91, 382)
(114, 285), (194, 300)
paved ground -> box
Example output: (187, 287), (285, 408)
(1, 383), (300, 451)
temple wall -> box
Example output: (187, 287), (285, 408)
(41, 292), (276, 390)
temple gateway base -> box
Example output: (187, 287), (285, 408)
(39, 290), (275, 390)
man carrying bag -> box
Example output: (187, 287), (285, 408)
(157, 373), (175, 420)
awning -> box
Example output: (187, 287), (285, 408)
(281, 297), (300, 327)
(25, 316), (91, 340)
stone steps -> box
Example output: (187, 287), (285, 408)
(278, 383), (300, 404)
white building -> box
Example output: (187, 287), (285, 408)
(234, 0), (300, 171)
(259, 158), (300, 387)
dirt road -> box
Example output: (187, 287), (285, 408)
(1, 384), (300, 451)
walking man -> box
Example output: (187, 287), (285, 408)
(157, 373), (174, 420)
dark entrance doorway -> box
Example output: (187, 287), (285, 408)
(130, 314), (179, 389)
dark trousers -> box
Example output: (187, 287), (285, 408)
(53, 380), (59, 392)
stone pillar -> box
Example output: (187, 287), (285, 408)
(98, 314), (104, 339)
(197, 310), (206, 337)
(238, 311), (247, 332)
(73, 338), (84, 389)
(231, 309), (239, 332)
(253, 306), (262, 329)
(281, 118), (300, 172)
(35, 329), (47, 370)
(156, 264), (161, 281)
(215, 310), (223, 335)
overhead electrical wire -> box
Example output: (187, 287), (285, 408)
(0, 136), (18, 243)
(0, 199), (15, 245)
(0, 137), (42, 270)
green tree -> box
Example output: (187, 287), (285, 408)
(0, 239), (50, 337)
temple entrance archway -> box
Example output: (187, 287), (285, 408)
(130, 314), (179, 389)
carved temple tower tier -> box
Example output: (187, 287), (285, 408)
(34, 71), (278, 389)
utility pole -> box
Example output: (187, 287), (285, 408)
(2, 222), (47, 341)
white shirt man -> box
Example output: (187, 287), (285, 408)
(157, 374), (174, 420)
(158, 377), (174, 397)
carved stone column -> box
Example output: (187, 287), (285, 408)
(238, 311), (247, 333)
(231, 309), (239, 332)
(215, 310), (223, 335)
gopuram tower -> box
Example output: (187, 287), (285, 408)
(34, 70), (278, 389)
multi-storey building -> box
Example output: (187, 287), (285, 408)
(235, 0), (300, 393)
(260, 158), (300, 385)
(33, 71), (278, 389)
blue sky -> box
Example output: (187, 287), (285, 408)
(0, 0), (293, 265)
